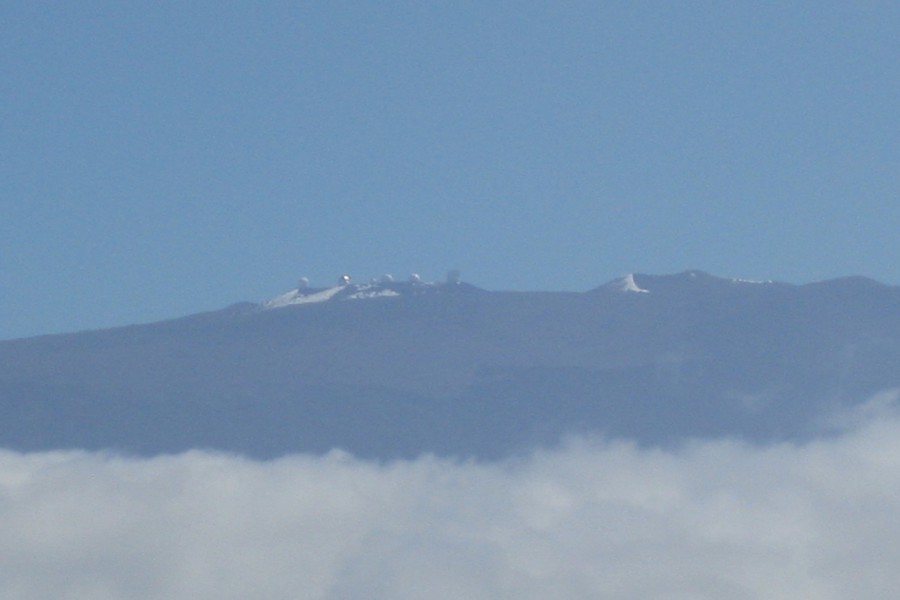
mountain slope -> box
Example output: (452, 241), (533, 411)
(2, 271), (898, 458)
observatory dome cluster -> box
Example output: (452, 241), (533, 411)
(301, 270), (462, 289)
(262, 270), (464, 310)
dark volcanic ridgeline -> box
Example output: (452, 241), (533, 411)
(1, 271), (899, 458)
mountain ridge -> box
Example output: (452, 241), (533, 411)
(2, 271), (898, 459)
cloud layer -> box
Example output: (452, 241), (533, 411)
(3, 393), (900, 600)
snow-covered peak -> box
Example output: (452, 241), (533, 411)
(614, 273), (650, 293)
(263, 285), (347, 308)
(261, 278), (475, 310)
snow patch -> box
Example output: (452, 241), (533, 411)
(346, 288), (401, 301)
(262, 282), (407, 310)
(618, 273), (649, 293)
(263, 286), (344, 308)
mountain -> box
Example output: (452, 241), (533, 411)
(2, 271), (899, 459)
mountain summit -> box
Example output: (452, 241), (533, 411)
(1, 272), (898, 459)
(262, 272), (479, 310)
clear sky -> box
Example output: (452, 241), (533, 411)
(2, 2), (898, 339)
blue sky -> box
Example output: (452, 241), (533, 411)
(2, 2), (898, 339)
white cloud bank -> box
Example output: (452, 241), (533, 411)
(2, 391), (900, 600)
